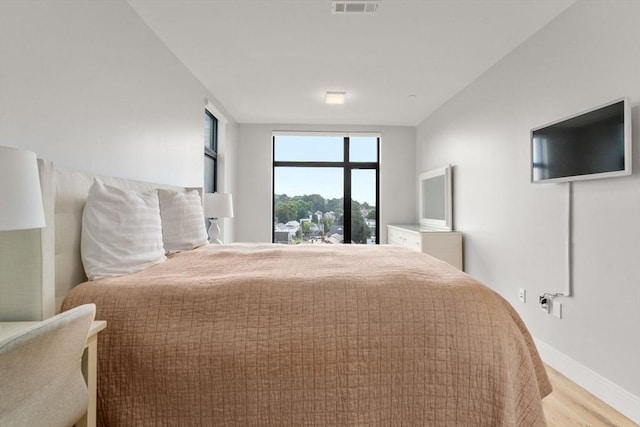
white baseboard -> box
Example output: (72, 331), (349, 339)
(534, 338), (640, 424)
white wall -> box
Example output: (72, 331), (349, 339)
(416, 1), (639, 420)
(0, 1), (237, 191)
(220, 120), (238, 243)
(0, 1), (238, 319)
(236, 124), (415, 243)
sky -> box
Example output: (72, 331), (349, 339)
(273, 135), (378, 205)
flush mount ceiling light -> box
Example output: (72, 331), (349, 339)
(331, 1), (380, 14)
(325, 91), (346, 105)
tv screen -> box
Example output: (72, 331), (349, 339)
(531, 98), (631, 183)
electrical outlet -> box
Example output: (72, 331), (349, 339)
(518, 288), (526, 303)
(539, 296), (550, 313)
(551, 301), (562, 319)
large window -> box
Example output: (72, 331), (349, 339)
(204, 110), (218, 193)
(272, 133), (379, 245)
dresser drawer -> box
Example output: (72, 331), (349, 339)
(388, 227), (421, 251)
(388, 227), (404, 245)
(403, 232), (422, 251)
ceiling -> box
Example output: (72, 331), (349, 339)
(128, 0), (575, 126)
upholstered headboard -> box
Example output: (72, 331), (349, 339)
(41, 161), (201, 312)
(0, 159), (200, 320)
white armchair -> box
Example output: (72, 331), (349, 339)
(0, 304), (96, 427)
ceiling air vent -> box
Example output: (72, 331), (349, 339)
(331, 1), (380, 15)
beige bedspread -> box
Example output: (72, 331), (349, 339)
(62, 243), (551, 426)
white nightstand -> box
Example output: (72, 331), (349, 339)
(0, 320), (107, 427)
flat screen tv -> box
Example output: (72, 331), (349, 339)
(418, 165), (452, 231)
(531, 97), (632, 183)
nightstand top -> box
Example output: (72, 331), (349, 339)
(0, 320), (106, 342)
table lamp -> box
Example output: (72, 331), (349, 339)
(0, 146), (45, 231)
(204, 192), (233, 244)
(0, 146), (45, 325)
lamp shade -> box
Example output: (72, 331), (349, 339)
(0, 146), (45, 231)
(204, 193), (234, 219)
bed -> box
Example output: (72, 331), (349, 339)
(39, 160), (551, 426)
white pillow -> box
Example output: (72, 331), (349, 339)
(158, 189), (208, 253)
(81, 180), (166, 280)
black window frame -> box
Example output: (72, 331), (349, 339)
(272, 134), (380, 244)
(204, 110), (218, 193)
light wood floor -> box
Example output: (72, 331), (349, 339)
(543, 365), (638, 427)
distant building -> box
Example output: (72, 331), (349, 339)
(328, 225), (344, 236)
(275, 222), (298, 240)
(326, 233), (344, 244)
(366, 219), (376, 240)
(285, 220), (300, 230)
(274, 230), (293, 244)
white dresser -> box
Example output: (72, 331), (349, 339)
(387, 224), (463, 270)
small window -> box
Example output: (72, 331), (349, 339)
(204, 111), (218, 193)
